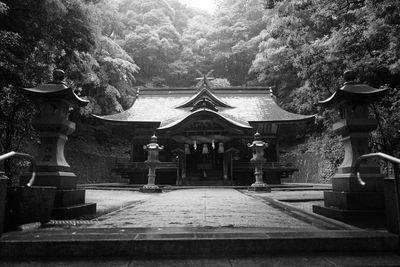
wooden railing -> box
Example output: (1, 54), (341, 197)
(232, 161), (297, 171)
(113, 159), (178, 171)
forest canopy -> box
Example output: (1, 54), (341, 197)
(1, 0), (400, 181)
(2, 0), (399, 115)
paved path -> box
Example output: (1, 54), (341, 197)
(85, 189), (153, 216)
(91, 188), (316, 229)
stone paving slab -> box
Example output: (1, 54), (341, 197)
(85, 190), (154, 216)
(90, 188), (317, 229)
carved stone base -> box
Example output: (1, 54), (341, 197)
(52, 203), (97, 220)
(140, 184), (162, 193)
(312, 205), (385, 228)
(20, 172), (96, 220)
(20, 172), (78, 189)
(248, 183), (271, 192)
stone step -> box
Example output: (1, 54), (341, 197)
(0, 228), (397, 258)
(185, 180), (227, 186)
(52, 203), (97, 220)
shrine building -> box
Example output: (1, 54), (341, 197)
(94, 80), (314, 186)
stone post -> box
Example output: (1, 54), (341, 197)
(313, 71), (388, 226)
(140, 134), (163, 193)
(20, 69), (96, 219)
(0, 175), (7, 236)
(248, 132), (271, 192)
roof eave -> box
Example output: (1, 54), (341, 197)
(91, 114), (160, 125)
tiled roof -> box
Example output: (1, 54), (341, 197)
(94, 87), (314, 126)
(21, 82), (89, 107)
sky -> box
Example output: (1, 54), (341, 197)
(178, 0), (217, 14)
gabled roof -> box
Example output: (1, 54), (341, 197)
(158, 109), (252, 131)
(93, 87), (314, 128)
(176, 87), (232, 108)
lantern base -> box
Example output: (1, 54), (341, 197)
(52, 202), (97, 220)
(312, 205), (385, 228)
(20, 172), (97, 220)
(248, 183), (271, 192)
(20, 172), (78, 189)
(140, 185), (162, 193)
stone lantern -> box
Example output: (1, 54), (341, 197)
(140, 134), (164, 193)
(20, 69), (96, 219)
(248, 132), (271, 192)
(313, 70), (388, 225)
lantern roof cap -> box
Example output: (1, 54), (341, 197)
(319, 71), (388, 107)
(20, 69), (89, 107)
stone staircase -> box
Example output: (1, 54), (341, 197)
(0, 228), (397, 258)
(185, 170), (228, 186)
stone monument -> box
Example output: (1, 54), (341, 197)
(313, 70), (388, 225)
(20, 69), (96, 219)
(248, 132), (271, 192)
(140, 134), (163, 193)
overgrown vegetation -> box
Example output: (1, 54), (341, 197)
(1, 0), (400, 182)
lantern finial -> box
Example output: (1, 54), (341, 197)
(53, 69), (66, 83)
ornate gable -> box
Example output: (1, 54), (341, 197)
(175, 88), (233, 109)
(191, 97), (218, 112)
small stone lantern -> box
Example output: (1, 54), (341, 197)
(248, 132), (271, 192)
(313, 70), (388, 224)
(20, 69), (96, 219)
(140, 134), (164, 193)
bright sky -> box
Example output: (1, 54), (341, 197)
(178, 0), (217, 14)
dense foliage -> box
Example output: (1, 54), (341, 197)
(1, 0), (400, 182)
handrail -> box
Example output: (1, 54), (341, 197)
(355, 152), (400, 186)
(0, 151), (36, 187)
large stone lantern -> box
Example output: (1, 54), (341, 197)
(248, 132), (271, 192)
(140, 134), (164, 193)
(20, 69), (96, 219)
(313, 71), (388, 225)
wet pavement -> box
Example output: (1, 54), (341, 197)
(2, 186), (400, 265)
(90, 188), (320, 229)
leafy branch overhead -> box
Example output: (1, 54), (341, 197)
(1, 0), (400, 182)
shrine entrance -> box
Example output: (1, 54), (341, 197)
(186, 142), (224, 181)
(160, 110), (250, 186)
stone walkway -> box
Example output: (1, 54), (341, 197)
(90, 188), (316, 229)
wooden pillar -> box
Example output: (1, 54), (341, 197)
(130, 142), (135, 162)
(230, 153), (233, 185)
(223, 152), (228, 181)
(182, 154), (187, 185)
(275, 140), (280, 162)
(172, 148), (185, 186)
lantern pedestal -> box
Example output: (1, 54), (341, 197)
(20, 70), (96, 219)
(140, 162), (162, 193)
(140, 135), (163, 193)
(248, 133), (271, 192)
(313, 119), (386, 226)
(313, 72), (388, 227)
